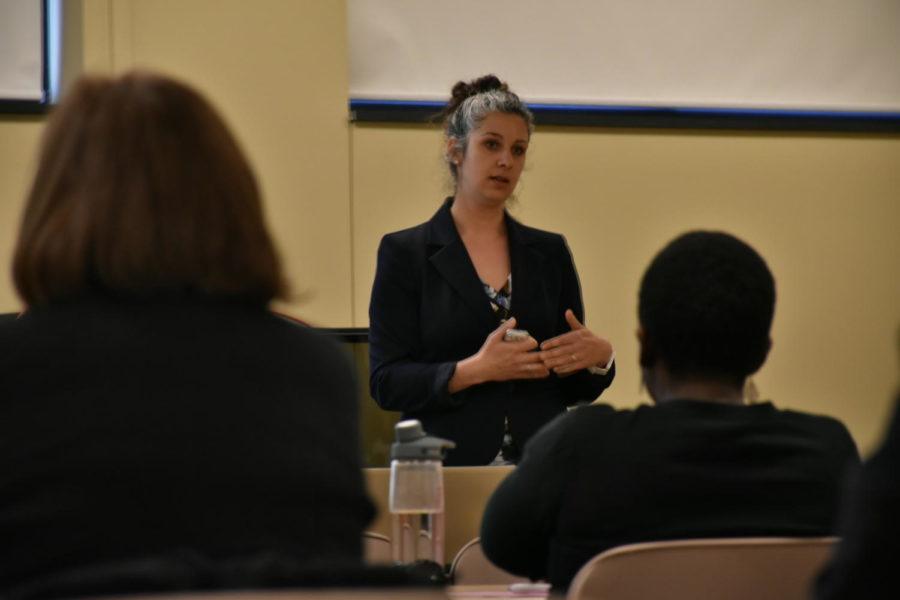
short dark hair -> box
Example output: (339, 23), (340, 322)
(638, 231), (776, 384)
(13, 70), (287, 306)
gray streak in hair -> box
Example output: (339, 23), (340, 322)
(444, 89), (534, 181)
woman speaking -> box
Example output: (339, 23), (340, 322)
(368, 75), (615, 466)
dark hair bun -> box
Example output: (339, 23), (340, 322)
(444, 74), (509, 117)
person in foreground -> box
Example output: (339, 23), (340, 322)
(368, 75), (615, 466)
(0, 71), (374, 595)
(815, 390), (900, 600)
(480, 230), (859, 590)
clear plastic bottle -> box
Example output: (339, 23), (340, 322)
(388, 419), (455, 567)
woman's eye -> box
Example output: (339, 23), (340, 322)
(484, 140), (499, 149)
(512, 146), (526, 156)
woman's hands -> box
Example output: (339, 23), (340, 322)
(449, 312), (614, 393)
(449, 318), (550, 393)
(539, 309), (614, 377)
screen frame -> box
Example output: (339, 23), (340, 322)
(0, 0), (54, 115)
(350, 99), (900, 133)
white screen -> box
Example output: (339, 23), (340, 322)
(0, 0), (44, 102)
(349, 0), (900, 113)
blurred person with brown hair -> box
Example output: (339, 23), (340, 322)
(0, 71), (373, 595)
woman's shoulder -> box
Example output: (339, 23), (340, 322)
(376, 225), (429, 272)
(507, 217), (567, 248)
(508, 219), (574, 267)
(381, 199), (455, 247)
(378, 212), (450, 258)
(380, 221), (429, 246)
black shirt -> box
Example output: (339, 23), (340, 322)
(481, 399), (859, 589)
(0, 298), (375, 592)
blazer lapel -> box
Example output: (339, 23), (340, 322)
(507, 214), (548, 327)
(427, 200), (499, 331)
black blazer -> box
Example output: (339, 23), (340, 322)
(368, 198), (614, 465)
(0, 298), (375, 593)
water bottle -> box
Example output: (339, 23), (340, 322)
(389, 419), (455, 567)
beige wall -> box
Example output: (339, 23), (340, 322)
(0, 117), (42, 309)
(0, 0), (353, 325)
(0, 1), (897, 454)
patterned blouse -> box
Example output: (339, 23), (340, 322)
(483, 274), (519, 464)
(483, 274), (512, 322)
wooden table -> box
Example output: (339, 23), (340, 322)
(448, 584), (558, 598)
(105, 585), (556, 599)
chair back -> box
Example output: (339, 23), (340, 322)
(449, 537), (529, 585)
(566, 536), (838, 600)
(363, 531), (393, 564)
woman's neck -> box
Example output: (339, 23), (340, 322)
(450, 194), (506, 238)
